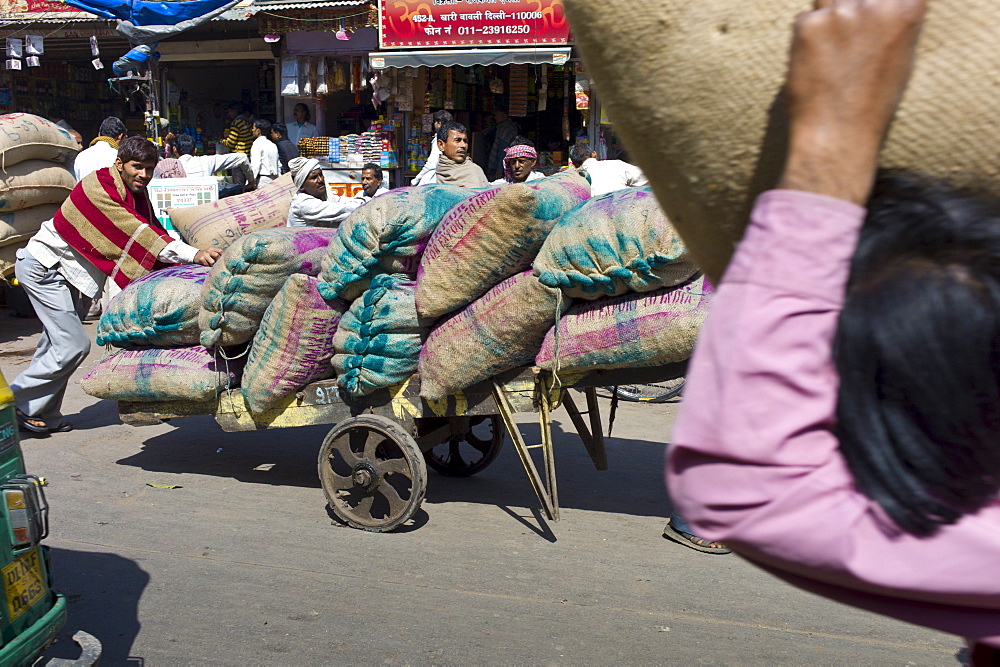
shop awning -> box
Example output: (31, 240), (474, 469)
(369, 48), (570, 70)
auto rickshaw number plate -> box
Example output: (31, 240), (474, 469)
(3, 548), (45, 621)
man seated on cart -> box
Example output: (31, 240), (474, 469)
(286, 157), (364, 228)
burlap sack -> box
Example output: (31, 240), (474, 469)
(416, 171), (590, 319)
(0, 242), (25, 277)
(333, 274), (429, 398)
(96, 264), (211, 348)
(319, 184), (471, 302)
(0, 113), (79, 167)
(533, 187), (698, 299)
(565, 0), (1000, 282)
(0, 161), (74, 213)
(199, 226), (338, 347)
(418, 270), (565, 401)
(81, 346), (244, 402)
(169, 173), (296, 250)
(0, 204), (59, 247)
(536, 275), (712, 372)
(241, 274), (348, 414)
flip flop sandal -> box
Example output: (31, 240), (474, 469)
(51, 422), (73, 433)
(662, 519), (732, 555)
(15, 410), (50, 434)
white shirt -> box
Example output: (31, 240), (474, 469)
(354, 185), (389, 203)
(287, 121), (318, 146)
(178, 152), (252, 182)
(72, 141), (118, 182)
(287, 191), (363, 228)
(412, 141), (441, 186)
(250, 136), (280, 181)
(26, 217), (199, 298)
(579, 157), (648, 197)
(489, 171), (546, 186)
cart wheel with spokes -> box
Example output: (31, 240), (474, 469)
(424, 415), (505, 477)
(318, 415), (427, 532)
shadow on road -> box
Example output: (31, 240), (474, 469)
(37, 547), (148, 665)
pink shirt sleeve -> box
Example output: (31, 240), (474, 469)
(667, 189), (1000, 646)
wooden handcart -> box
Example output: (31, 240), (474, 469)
(118, 363), (685, 532)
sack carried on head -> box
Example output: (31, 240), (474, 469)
(169, 173), (296, 251)
(81, 346), (244, 401)
(418, 270), (566, 401)
(565, 0), (1000, 282)
(333, 274), (428, 398)
(199, 226), (338, 347)
(0, 161), (75, 213)
(319, 184), (471, 302)
(416, 171), (590, 319)
(533, 187), (697, 300)
(536, 274), (712, 372)
(0, 114), (79, 167)
(241, 274), (348, 414)
(97, 264), (211, 348)
(0, 204), (59, 247)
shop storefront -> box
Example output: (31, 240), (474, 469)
(368, 0), (583, 182)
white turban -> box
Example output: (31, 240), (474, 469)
(289, 157), (321, 190)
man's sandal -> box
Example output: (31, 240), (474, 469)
(662, 519), (732, 555)
(15, 410), (72, 434)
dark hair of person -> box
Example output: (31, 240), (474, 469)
(117, 135), (159, 164)
(834, 171), (1000, 537)
(437, 121), (467, 143)
(509, 135), (534, 149)
(254, 118), (272, 135)
(294, 103), (311, 122)
(569, 141), (593, 167)
(432, 110), (453, 125)
(175, 134), (195, 155)
(99, 116), (127, 138)
(272, 122), (288, 138)
(362, 163), (383, 180)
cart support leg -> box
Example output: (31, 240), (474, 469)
(492, 382), (559, 521)
(562, 390), (608, 471)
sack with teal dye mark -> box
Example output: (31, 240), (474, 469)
(319, 184), (471, 302)
(416, 171), (590, 319)
(535, 274), (712, 372)
(96, 264), (211, 348)
(533, 187), (698, 300)
(81, 346), (244, 401)
(332, 274), (429, 398)
(418, 270), (566, 401)
(199, 226), (338, 347)
(241, 274), (348, 414)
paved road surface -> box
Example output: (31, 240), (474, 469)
(0, 314), (962, 665)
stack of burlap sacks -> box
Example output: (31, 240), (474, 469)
(83, 171), (713, 412)
(0, 114), (79, 276)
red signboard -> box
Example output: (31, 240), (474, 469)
(1, 0), (81, 12)
(380, 0), (570, 48)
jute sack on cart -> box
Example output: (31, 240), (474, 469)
(241, 274), (349, 414)
(535, 274), (712, 372)
(333, 274), (429, 398)
(416, 171), (591, 319)
(0, 161), (75, 213)
(96, 264), (211, 348)
(419, 270), (566, 401)
(533, 187), (698, 300)
(199, 226), (338, 347)
(565, 0), (1000, 283)
(81, 346), (245, 401)
(169, 173), (296, 251)
(318, 184), (471, 302)
(0, 113), (79, 167)
(0, 203), (60, 246)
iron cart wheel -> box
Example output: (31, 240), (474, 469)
(423, 415), (505, 477)
(613, 378), (686, 403)
(318, 415), (428, 532)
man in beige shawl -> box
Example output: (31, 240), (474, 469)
(430, 122), (488, 188)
